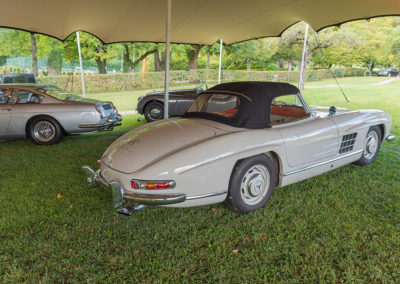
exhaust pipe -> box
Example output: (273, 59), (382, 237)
(116, 203), (148, 216)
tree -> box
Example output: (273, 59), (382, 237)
(0, 29), (36, 73)
(64, 32), (109, 74)
(118, 43), (160, 72)
(186, 44), (204, 70)
(201, 43), (220, 69)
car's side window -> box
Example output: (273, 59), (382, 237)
(270, 94), (309, 125)
(14, 90), (42, 104)
(0, 89), (13, 104)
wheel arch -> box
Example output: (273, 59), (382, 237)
(376, 124), (385, 142)
(143, 99), (164, 113)
(25, 115), (67, 138)
(231, 151), (282, 188)
(264, 151), (282, 187)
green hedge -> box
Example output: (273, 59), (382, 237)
(37, 68), (366, 94)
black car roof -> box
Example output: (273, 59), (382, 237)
(184, 81), (301, 129)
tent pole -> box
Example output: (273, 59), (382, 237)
(76, 31), (86, 98)
(164, 0), (171, 119)
(218, 39), (223, 84)
(298, 24), (309, 90)
(121, 50), (123, 72)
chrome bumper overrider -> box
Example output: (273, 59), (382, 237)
(386, 134), (396, 142)
(82, 166), (186, 214)
(79, 114), (122, 130)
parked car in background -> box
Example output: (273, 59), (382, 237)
(0, 84), (122, 145)
(0, 73), (36, 84)
(137, 81), (207, 122)
(83, 81), (395, 216)
(376, 68), (399, 77)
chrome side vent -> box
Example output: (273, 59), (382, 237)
(339, 133), (357, 154)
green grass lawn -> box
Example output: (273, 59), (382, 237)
(0, 78), (399, 282)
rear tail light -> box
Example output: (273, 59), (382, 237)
(97, 160), (101, 168)
(131, 180), (176, 190)
(95, 106), (104, 118)
(110, 102), (118, 113)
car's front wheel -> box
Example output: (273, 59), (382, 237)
(29, 116), (63, 145)
(144, 101), (164, 122)
(354, 126), (381, 166)
(225, 154), (276, 214)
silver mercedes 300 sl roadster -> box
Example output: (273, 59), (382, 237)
(0, 84), (122, 145)
(83, 81), (395, 215)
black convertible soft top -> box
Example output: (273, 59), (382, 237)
(184, 81), (301, 129)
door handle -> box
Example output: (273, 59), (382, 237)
(1, 108), (11, 111)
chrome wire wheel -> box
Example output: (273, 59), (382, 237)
(240, 165), (270, 206)
(33, 121), (56, 143)
(363, 130), (379, 160)
(149, 107), (162, 120)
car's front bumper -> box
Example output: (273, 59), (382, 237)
(79, 114), (122, 130)
(82, 166), (187, 209)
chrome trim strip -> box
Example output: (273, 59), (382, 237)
(283, 150), (363, 176)
(186, 190), (228, 200)
(123, 192), (187, 205)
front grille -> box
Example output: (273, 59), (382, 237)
(103, 104), (112, 110)
(339, 133), (357, 154)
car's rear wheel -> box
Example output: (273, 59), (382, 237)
(144, 101), (164, 122)
(354, 126), (381, 166)
(29, 117), (63, 145)
(225, 154), (276, 214)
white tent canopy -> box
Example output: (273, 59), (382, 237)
(1, 0), (400, 45)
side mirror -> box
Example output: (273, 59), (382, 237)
(329, 106), (336, 116)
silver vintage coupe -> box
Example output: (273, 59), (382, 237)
(0, 84), (122, 145)
(83, 81), (395, 215)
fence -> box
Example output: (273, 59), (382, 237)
(37, 68), (366, 94)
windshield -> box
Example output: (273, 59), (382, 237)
(40, 86), (101, 103)
(187, 93), (240, 118)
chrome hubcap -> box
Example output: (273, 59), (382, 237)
(363, 131), (379, 159)
(149, 107), (162, 120)
(33, 121), (55, 142)
(240, 165), (270, 205)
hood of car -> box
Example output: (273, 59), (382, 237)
(102, 118), (237, 173)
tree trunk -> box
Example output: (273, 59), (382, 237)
(188, 44), (203, 70)
(96, 58), (107, 74)
(369, 61), (374, 75)
(30, 33), (38, 76)
(276, 60), (282, 69)
(122, 44), (159, 73)
(123, 46), (131, 73)
(206, 55), (210, 69)
(154, 51), (161, 71)
(288, 60), (292, 71)
(247, 58), (251, 71)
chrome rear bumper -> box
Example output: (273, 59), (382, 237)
(82, 166), (186, 211)
(79, 114), (122, 130)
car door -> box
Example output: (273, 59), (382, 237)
(271, 94), (339, 168)
(0, 88), (13, 135)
